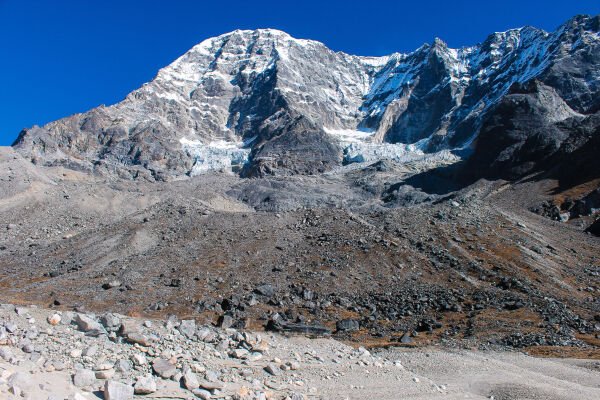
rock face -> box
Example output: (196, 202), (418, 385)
(466, 79), (600, 182)
(12, 15), (600, 180)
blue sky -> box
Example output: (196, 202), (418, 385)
(0, 0), (598, 145)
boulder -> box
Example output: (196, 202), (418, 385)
(336, 319), (360, 332)
(179, 319), (196, 339)
(104, 380), (133, 400)
(152, 358), (176, 379)
(73, 369), (96, 388)
(134, 375), (156, 394)
(74, 314), (106, 337)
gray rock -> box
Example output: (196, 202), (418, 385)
(114, 359), (132, 373)
(255, 284), (274, 297)
(133, 376), (156, 395)
(74, 314), (106, 337)
(73, 369), (96, 388)
(104, 380), (133, 400)
(8, 385), (21, 397)
(100, 314), (121, 330)
(15, 307), (28, 317)
(197, 327), (211, 341)
(400, 333), (414, 344)
(179, 319), (196, 339)
(124, 332), (153, 346)
(96, 369), (115, 380)
(218, 315), (233, 329)
(8, 372), (31, 390)
(229, 348), (249, 359)
(5, 322), (17, 333)
(152, 358), (176, 379)
(204, 370), (219, 382)
(267, 313), (331, 335)
(336, 318), (360, 332)
(182, 370), (200, 390)
(118, 320), (141, 337)
(199, 381), (224, 391)
(264, 363), (281, 376)
(0, 347), (13, 360)
(192, 389), (212, 400)
(83, 345), (98, 357)
(22, 343), (34, 353)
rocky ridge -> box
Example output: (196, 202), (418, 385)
(12, 15), (600, 180)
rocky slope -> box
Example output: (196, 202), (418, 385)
(1, 145), (600, 358)
(12, 15), (600, 180)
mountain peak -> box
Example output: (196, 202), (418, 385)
(12, 15), (600, 180)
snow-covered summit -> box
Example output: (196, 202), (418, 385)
(13, 15), (600, 180)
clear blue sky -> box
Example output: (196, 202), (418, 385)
(1, 0), (598, 145)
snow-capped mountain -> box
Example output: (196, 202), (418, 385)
(13, 15), (600, 180)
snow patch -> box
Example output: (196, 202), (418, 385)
(324, 127), (376, 143)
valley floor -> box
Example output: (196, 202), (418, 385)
(0, 304), (599, 400)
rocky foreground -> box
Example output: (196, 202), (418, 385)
(0, 304), (599, 400)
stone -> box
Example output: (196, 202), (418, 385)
(104, 380), (133, 400)
(102, 280), (121, 290)
(119, 320), (142, 337)
(264, 363), (281, 376)
(172, 371), (183, 382)
(179, 319), (197, 339)
(114, 359), (132, 373)
(124, 332), (153, 346)
(196, 327), (211, 341)
(4, 322), (17, 333)
(255, 284), (275, 297)
(199, 381), (224, 390)
(183, 370), (200, 390)
(400, 333), (413, 344)
(192, 389), (212, 399)
(252, 343), (269, 353)
(74, 314), (106, 337)
(73, 369), (96, 388)
(22, 343), (34, 353)
(8, 372), (30, 390)
(204, 370), (219, 382)
(83, 345), (98, 357)
(0, 347), (13, 360)
(336, 319), (360, 332)
(132, 353), (147, 365)
(61, 312), (74, 325)
(47, 314), (61, 325)
(134, 376), (157, 394)
(70, 348), (83, 358)
(96, 369), (115, 380)
(15, 307), (28, 317)
(267, 314), (331, 335)
(152, 358), (176, 379)
(191, 364), (205, 373)
(218, 315), (234, 329)
(9, 385), (21, 397)
(229, 348), (249, 359)
(100, 314), (121, 330)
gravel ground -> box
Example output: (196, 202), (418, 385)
(0, 304), (599, 400)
